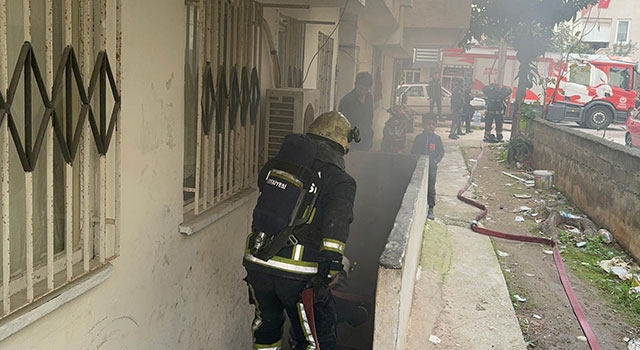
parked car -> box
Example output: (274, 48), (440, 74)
(625, 109), (640, 147)
(396, 83), (486, 117)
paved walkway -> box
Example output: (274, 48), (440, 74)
(405, 126), (527, 349)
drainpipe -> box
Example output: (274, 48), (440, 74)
(261, 18), (281, 88)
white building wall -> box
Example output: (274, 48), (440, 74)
(262, 7), (341, 110)
(0, 1), (255, 349)
(576, 2), (640, 61)
(0, 1), (419, 348)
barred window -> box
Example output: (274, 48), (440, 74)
(279, 15), (305, 88)
(182, 0), (263, 217)
(0, 0), (121, 322)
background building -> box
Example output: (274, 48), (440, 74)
(574, 0), (640, 60)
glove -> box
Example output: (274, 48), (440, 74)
(307, 261), (331, 300)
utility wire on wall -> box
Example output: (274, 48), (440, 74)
(301, 0), (350, 86)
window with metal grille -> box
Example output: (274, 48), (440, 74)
(182, 0), (263, 217)
(0, 1), (121, 320)
(279, 15), (305, 88)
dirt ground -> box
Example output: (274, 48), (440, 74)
(462, 141), (639, 349)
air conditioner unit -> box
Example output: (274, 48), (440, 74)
(265, 88), (320, 159)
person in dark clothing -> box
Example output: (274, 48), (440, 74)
(482, 83), (512, 143)
(449, 82), (464, 139)
(339, 72), (374, 151)
(244, 111), (359, 350)
(462, 84), (474, 134)
(411, 115), (445, 220)
(427, 74), (443, 119)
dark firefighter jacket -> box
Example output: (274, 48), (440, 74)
(482, 84), (511, 115)
(243, 135), (357, 281)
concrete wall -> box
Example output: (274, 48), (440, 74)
(529, 118), (640, 261)
(404, 0), (472, 29)
(403, 0), (472, 49)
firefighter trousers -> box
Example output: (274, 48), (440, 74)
(245, 270), (337, 350)
(484, 112), (504, 139)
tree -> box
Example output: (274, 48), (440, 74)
(549, 22), (596, 55)
(461, 0), (599, 141)
(612, 41), (639, 56)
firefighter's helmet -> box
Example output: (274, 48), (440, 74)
(307, 111), (360, 153)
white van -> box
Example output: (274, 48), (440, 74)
(396, 83), (485, 116)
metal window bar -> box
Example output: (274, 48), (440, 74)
(185, 0), (262, 216)
(0, 0), (120, 318)
(1, 0), (10, 316)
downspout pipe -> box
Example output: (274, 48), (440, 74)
(261, 18), (281, 88)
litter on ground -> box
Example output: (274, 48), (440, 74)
(513, 206), (531, 213)
(598, 257), (634, 281)
(429, 335), (441, 344)
(497, 250), (510, 257)
(627, 338), (640, 350)
(563, 225), (582, 234)
(560, 211), (584, 219)
(502, 171), (535, 186)
(598, 229), (613, 243)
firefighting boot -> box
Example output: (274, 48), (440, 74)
(484, 134), (498, 143)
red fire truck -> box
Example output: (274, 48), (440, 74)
(440, 47), (638, 129)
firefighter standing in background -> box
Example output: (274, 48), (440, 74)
(482, 83), (512, 143)
(243, 111), (359, 350)
(462, 83), (474, 134)
(449, 81), (465, 139)
(427, 74), (443, 120)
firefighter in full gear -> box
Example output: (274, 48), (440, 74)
(243, 111), (359, 350)
(482, 83), (512, 143)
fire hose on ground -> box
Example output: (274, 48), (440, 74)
(457, 144), (602, 350)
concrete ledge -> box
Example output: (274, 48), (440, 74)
(0, 264), (113, 342)
(373, 156), (428, 350)
(179, 188), (257, 236)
